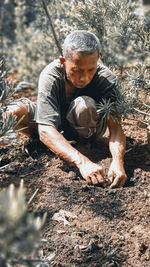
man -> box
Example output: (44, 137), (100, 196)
(8, 30), (127, 188)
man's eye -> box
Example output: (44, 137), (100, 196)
(72, 69), (79, 72)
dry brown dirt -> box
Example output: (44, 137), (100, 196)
(0, 88), (150, 267)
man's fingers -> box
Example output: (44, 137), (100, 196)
(97, 175), (106, 187)
(118, 175), (127, 187)
(91, 175), (99, 185)
(92, 173), (105, 186)
(86, 171), (105, 186)
(85, 175), (99, 185)
(86, 176), (92, 185)
(110, 174), (127, 188)
(100, 168), (104, 177)
(110, 175), (120, 188)
(108, 174), (114, 184)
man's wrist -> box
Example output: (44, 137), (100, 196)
(111, 157), (124, 166)
(72, 152), (87, 168)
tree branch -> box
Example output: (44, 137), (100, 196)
(40, 0), (62, 55)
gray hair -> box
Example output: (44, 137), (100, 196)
(63, 30), (101, 59)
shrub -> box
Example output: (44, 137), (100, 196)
(0, 57), (18, 145)
(0, 180), (47, 267)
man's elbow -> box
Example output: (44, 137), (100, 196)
(38, 124), (57, 143)
(108, 118), (126, 144)
(38, 124), (49, 143)
(37, 130), (43, 145)
(108, 116), (122, 134)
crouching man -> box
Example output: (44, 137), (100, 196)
(7, 30), (127, 188)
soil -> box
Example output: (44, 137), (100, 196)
(0, 86), (150, 267)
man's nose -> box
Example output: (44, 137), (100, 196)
(80, 72), (89, 83)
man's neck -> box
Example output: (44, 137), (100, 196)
(65, 79), (77, 100)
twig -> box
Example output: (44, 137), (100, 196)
(27, 188), (39, 205)
(123, 116), (148, 126)
(19, 169), (40, 178)
(12, 258), (51, 264)
(0, 164), (9, 170)
(14, 126), (28, 132)
(133, 107), (150, 117)
(143, 102), (150, 109)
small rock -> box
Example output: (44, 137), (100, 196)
(139, 243), (148, 254)
(107, 262), (115, 267)
(90, 197), (95, 202)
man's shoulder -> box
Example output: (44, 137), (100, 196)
(96, 63), (117, 84)
(40, 59), (64, 80)
(38, 59), (65, 94)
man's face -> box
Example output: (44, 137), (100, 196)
(61, 50), (98, 88)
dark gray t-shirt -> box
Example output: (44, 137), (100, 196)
(36, 59), (118, 130)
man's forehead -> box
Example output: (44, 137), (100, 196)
(65, 50), (99, 64)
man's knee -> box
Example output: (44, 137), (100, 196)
(67, 96), (99, 127)
(6, 99), (37, 138)
(7, 102), (29, 126)
(73, 96), (96, 111)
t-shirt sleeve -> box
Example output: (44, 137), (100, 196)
(97, 65), (119, 102)
(35, 68), (61, 129)
(96, 65), (124, 117)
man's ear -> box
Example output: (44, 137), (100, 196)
(59, 56), (65, 68)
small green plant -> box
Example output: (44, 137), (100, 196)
(0, 180), (48, 267)
(0, 57), (24, 145)
(0, 59), (13, 104)
(97, 64), (150, 122)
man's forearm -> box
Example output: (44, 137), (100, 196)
(38, 124), (87, 167)
(107, 117), (127, 187)
(108, 117), (126, 163)
(109, 138), (126, 164)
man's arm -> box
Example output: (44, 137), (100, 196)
(38, 124), (105, 186)
(107, 116), (127, 188)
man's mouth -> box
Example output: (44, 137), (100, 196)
(76, 83), (87, 88)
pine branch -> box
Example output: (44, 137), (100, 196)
(133, 107), (150, 117)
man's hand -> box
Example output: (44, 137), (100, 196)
(107, 116), (127, 188)
(108, 160), (127, 188)
(78, 160), (105, 186)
